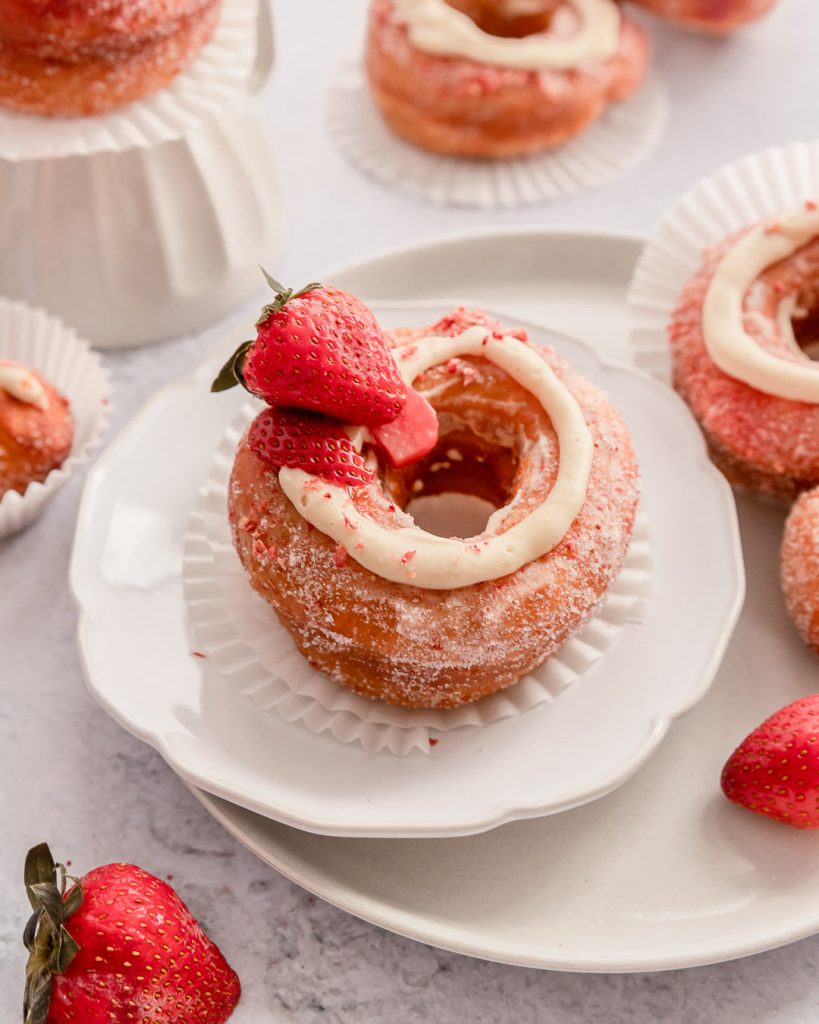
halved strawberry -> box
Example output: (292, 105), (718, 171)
(371, 387), (439, 468)
(248, 407), (374, 488)
(213, 273), (407, 428)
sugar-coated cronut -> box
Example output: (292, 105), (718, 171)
(228, 308), (639, 709)
(364, 0), (650, 158)
(669, 230), (819, 501)
(630, 0), (778, 33)
(0, 363), (73, 497)
(0, 0), (221, 116)
(781, 488), (819, 654)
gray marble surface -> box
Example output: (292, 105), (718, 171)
(2, 0), (819, 1020)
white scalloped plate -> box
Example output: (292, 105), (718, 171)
(70, 232), (743, 839)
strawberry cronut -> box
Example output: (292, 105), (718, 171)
(0, 363), (73, 496)
(364, 0), (650, 158)
(630, 0), (778, 33)
(781, 488), (819, 654)
(670, 228), (819, 500)
(0, 0), (221, 116)
(228, 309), (639, 709)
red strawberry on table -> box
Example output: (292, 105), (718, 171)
(212, 272), (407, 428)
(248, 406), (375, 488)
(23, 843), (240, 1024)
(721, 695), (819, 829)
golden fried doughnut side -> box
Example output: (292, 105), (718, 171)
(782, 488), (819, 654)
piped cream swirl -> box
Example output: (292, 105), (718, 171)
(0, 363), (48, 410)
(389, 0), (621, 72)
(702, 207), (819, 404)
(279, 326), (593, 590)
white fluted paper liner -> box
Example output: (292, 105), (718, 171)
(628, 140), (819, 383)
(327, 58), (667, 209)
(0, 299), (111, 538)
(0, 0), (258, 162)
(183, 402), (653, 756)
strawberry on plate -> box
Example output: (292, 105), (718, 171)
(248, 406), (375, 488)
(721, 695), (819, 829)
(23, 843), (240, 1024)
(212, 273), (407, 428)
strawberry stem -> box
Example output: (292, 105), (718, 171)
(256, 269), (322, 324)
(23, 844), (82, 1024)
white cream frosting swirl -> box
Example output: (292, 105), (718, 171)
(702, 207), (819, 404)
(279, 326), (593, 590)
(389, 0), (621, 72)
(0, 363), (48, 410)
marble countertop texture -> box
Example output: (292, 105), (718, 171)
(2, 0), (818, 1020)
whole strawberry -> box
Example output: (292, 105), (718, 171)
(721, 695), (819, 829)
(213, 272), (407, 428)
(23, 843), (240, 1024)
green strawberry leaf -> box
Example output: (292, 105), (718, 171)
(294, 281), (322, 299)
(62, 880), (83, 920)
(260, 267), (288, 295)
(54, 927), (80, 974)
(257, 267), (322, 319)
(24, 845), (56, 910)
(211, 341), (253, 393)
(22, 845), (83, 1024)
(28, 883), (64, 927)
(24, 970), (52, 1024)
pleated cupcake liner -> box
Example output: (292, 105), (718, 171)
(327, 58), (667, 209)
(0, 299), (111, 538)
(182, 402), (653, 757)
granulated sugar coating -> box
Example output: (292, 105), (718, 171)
(0, 365), (73, 496)
(669, 227), (819, 501)
(781, 488), (819, 654)
(228, 308), (639, 709)
(0, 0), (221, 115)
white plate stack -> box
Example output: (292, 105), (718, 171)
(70, 229), (813, 976)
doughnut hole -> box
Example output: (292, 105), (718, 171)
(749, 236), (819, 360)
(443, 0), (560, 38)
(381, 432), (518, 538)
(789, 288), (819, 359)
(373, 354), (559, 539)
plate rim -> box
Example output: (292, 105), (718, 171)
(322, 223), (654, 289)
(191, 785), (819, 974)
(69, 227), (744, 839)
